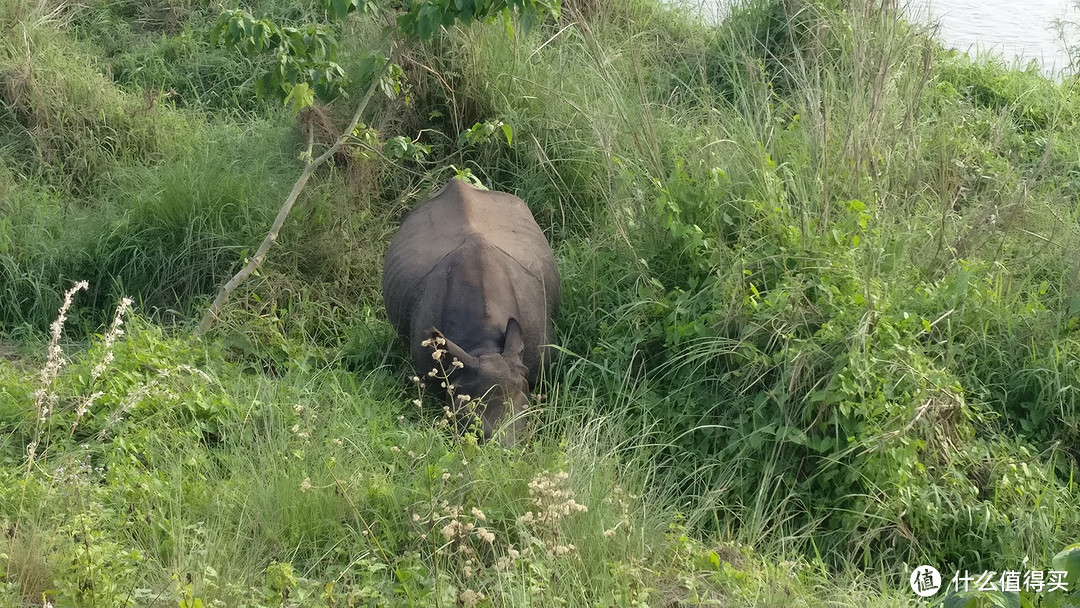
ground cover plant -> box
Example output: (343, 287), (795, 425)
(2, 0), (1080, 605)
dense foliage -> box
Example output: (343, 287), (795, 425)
(2, 0), (1080, 605)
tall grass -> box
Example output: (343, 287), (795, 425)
(2, 288), (929, 605)
(397, 0), (1080, 573)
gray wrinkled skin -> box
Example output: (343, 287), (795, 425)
(382, 179), (561, 445)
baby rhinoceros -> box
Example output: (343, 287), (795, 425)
(382, 178), (561, 446)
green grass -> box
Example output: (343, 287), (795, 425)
(2, 0), (1080, 605)
(1, 309), (928, 607)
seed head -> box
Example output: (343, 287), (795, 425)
(475, 527), (495, 544)
(459, 589), (485, 607)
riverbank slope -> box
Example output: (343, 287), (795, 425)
(1, 0), (1078, 605)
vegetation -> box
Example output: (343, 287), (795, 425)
(2, 0), (1080, 605)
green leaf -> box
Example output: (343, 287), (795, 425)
(284, 82), (315, 112)
(396, 12), (418, 37)
(501, 122), (513, 145)
(1067, 295), (1080, 319)
(515, 4), (539, 35)
(1002, 591), (1023, 608)
(210, 15), (225, 46)
(383, 136), (430, 162)
(228, 17), (241, 46)
(503, 8), (514, 38)
(942, 591), (978, 608)
(330, 0), (350, 18)
(1052, 544), (1080, 586)
(416, 4), (440, 39)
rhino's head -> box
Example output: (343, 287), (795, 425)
(426, 318), (530, 446)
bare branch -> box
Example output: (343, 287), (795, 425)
(196, 57), (393, 336)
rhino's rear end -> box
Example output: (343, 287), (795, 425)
(381, 179), (560, 443)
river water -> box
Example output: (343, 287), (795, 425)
(910, 0), (1077, 75)
(683, 0), (1079, 76)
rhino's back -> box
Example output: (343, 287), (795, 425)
(382, 179), (559, 337)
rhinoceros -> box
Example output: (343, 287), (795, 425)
(382, 178), (561, 445)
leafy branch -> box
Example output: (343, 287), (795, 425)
(210, 0), (561, 110)
(211, 10), (349, 111)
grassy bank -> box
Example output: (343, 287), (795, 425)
(2, 0), (1080, 605)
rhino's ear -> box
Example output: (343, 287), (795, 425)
(502, 318), (524, 361)
(429, 327), (476, 369)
